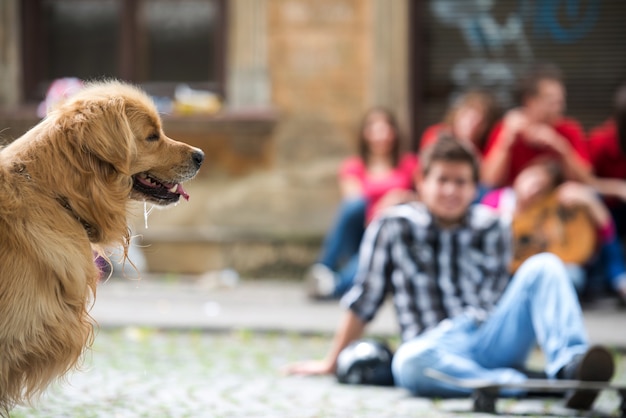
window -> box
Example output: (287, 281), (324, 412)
(21, 0), (226, 101)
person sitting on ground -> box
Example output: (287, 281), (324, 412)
(305, 107), (418, 300)
(420, 89), (501, 155)
(482, 160), (626, 302)
(588, 81), (626, 237)
(286, 137), (614, 410)
(420, 88), (502, 201)
(481, 63), (592, 188)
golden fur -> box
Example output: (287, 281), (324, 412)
(0, 81), (203, 414)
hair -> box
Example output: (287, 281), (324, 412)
(442, 89), (502, 149)
(420, 136), (480, 183)
(357, 107), (401, 167)
(614, 82), (626, 154)
(526, 157), (565, 190)
(516, 63), (564, 104)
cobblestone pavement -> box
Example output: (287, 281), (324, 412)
(11, 328), (626, 418)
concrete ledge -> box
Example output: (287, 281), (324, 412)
(162, 110), (279, 177)
(140, 226), (323, 278)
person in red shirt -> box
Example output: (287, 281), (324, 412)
(305, 107), (418, 300)
(481, 64), (591, 188)
(420, 89), (501, 156)
(587, 82), (626, 247)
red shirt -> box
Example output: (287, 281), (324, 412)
(419, 124), (487, 155)
(588, 119), (626, 180)
(340, 154), (418, 222)
(483, 117), (591, 186)
(419, 124), (444, 152)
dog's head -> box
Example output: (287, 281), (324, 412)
(53, 80), (204, 206)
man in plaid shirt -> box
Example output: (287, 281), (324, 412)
(286, 138), (614, 409)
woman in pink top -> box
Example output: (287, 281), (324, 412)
(306, 107), (418, 299)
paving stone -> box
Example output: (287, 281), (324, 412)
(10, 276), (626, 417)
(11, 329), (626, 418)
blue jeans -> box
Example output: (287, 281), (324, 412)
(576, 235), (626, 299)
(318, 198), (366, 296)
(609, 203), (626, 239)
(334, 254), (360, 297)
(392, 253), (588, 398)
(599, 236), (626, 292)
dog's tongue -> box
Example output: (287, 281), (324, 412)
(173, 184), (190, 201)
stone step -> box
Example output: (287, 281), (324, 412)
(138, 227), (323, 279)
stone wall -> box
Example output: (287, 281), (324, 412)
(268, 0), (372, 165)
(137, 0), (381, 277)
(0, 0), (21, 108)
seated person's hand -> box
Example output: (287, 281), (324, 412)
(611, 180), (626, 202)
(372, 189), (418, 219)
(281, 359), (335, 376)
(522, 123), (567, 154)
(502, 109), (529, 137)
(557, 182), (598, 208)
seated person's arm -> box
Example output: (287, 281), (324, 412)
(522, 123), (592, 183)
(590, 176), (626, 202)
(283, 310), (366, 376)
(371, 189), (419, 219)
(481, 110), (528, 187)
(557, 182), (610, 228)
(284, 217), (396, 376)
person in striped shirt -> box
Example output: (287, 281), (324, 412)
(286, 137), (614, 409)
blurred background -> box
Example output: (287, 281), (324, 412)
(1, 0), (625, 279)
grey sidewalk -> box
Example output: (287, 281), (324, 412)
(91, 275), (396, 336)
(12, 275), (626, 417)
(92, 274), (626, 348)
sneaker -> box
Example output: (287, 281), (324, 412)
(559, 345), (615, 410)
(304, 263), (337, 300)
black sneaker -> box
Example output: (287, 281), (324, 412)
(559, 345), (615, 410)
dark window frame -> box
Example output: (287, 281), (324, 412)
(20, 0), (228, 102)
(408, 0), (428, 151)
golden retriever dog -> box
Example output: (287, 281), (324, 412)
(0, 80), (204, 414)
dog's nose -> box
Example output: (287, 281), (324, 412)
(192, 150), (205, 168)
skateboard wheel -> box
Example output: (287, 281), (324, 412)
(473, 390), (496, 413)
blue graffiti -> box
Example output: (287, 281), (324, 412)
(523, 0), (600, 44)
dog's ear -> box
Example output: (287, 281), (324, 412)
(64, 96), (136, 176)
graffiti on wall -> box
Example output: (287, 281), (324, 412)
(528, 0), (599, 44)
(431, 0), (599, 106)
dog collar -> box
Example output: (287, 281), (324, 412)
(56, 197), (97, 241)
(13, 163), (97, 241)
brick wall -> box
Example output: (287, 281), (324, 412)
(268, 0), (372, 165)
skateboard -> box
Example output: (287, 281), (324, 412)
(425, 368), (626, 416)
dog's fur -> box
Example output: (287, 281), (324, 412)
(0, 81), (203, 414)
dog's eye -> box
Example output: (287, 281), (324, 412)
(146, 133), (160, 142)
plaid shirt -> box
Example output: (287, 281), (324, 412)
(341, 202), (512, 342)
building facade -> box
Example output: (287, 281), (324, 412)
(1, 0), (624, 275)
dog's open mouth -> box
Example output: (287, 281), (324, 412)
(131, 172), (189, 204)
